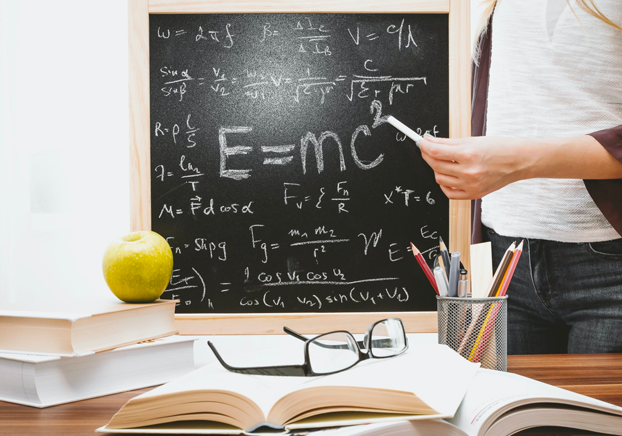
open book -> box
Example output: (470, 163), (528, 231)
(98, 344), (480, 434)
(310, 369), (622, 436)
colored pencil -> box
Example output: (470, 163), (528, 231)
(472, 241), (525, 361)
(435, 254), (449, 282)
(485, 242), (516, 297)
(456, 303), (485, 355)
(493, 250), (515, 297)
(457, 240), (516, 359)
(469, 306), (494, 361)
(471, 306), (499, 362)
(497, 240), (524, 297)
(439, 236), (451, 277)
(410, 242), (438, 294)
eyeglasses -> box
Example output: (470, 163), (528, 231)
(208, 318), (408, 377)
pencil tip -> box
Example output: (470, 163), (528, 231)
(410, 242), (420, 255)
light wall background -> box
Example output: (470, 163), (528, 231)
(0, 1), (486, 303)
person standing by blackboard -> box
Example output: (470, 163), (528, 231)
(419, 0), (622, 355)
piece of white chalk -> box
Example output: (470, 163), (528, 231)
(386, 116), (423, 147)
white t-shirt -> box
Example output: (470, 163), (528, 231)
(481, 0), (622, 242)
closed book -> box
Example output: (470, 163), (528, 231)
(98, 344), (480, 434)
(0, 335), (196, 408)
(0, 298), (177, 356)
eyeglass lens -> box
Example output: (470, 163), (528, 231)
(308, 332), (359, 375)
(370, 319), (407, 357)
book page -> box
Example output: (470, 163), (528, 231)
(122, 343), (479, 425)
(486, 406), (622, 436)
(133, 358), (299, 419)
(447, 369), (622, 436)
(307, 420), (467, 436)
(289, 343), (480, 417)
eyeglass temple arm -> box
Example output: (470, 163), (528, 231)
(208, 341), (308, 377)
(283, 326), (315, 342)
(283, 326), (389, 349)
(283, 327), (350, 349)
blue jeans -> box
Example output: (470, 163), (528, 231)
(486, 227), (622, 355)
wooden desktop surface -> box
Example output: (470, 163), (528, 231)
(1, 354), (621, 436)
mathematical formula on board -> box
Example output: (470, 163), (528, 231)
(156, 16), (423, 104)
(149, 13), (450, 313)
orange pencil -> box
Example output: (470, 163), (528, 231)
(472, 241), (525, 361)
(497, 240), (524, 297)
(485, 241), (516, 297)
(410, 242), (438, 295)
(460, 240), (515, 359)
(494, 251), (515, 297)
(471, 306), (500, 362)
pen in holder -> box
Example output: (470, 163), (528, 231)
(436, 296), (508, 371)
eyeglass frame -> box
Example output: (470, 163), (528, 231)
(207, 318), (408, 377)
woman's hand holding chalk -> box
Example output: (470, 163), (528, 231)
(387, 116), (423, 146)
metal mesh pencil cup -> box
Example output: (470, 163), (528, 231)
(437, 296), (508, 371)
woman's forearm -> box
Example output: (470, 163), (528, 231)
(419, 134), (622, 200)
(522, 135), (622, 180)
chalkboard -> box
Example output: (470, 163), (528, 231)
(149, 13), (449, 316)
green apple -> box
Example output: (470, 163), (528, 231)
(102, 231), (174, 303)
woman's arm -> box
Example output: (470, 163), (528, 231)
(419, 133), (622, 200)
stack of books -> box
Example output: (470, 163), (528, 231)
(0, 298), (196, 407)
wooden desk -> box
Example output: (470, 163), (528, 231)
(1, 354), (621, 435)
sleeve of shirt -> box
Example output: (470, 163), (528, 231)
(589, 125), (622, 162)
(584, 125), (622, 237)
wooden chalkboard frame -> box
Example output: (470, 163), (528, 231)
(129, 0), (471, 334)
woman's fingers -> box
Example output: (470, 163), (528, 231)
(419, 138), (463, 162)
(433, 172), (461, 189)
(429, 159), (461, 177)
(430, 168), (475, 199)
(439, 185), (470, 200)
(420, 145), (471, 197)
(420, 151), (462, 178)
(419, 135), (517, 199)
(423, 136), (465, 145)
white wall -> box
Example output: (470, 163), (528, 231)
(0, 1), (486, 304)
(0, 0), (130, 303)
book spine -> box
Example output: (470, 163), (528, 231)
(35, 340), (196, 407)
(0, 359), (41, 406)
